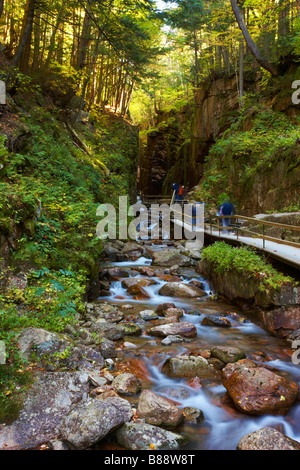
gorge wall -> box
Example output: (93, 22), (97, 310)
(138, 66), (300, 216)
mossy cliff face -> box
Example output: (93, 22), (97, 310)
(138, 66), (300, 214)
(138, 74), (251, 195)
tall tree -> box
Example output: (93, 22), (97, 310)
(230, 0), (278, 76)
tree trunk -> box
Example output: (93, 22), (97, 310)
(11, 0), (36, 70)
(230, 0), (278, 76)
(0, 0), (4, 19)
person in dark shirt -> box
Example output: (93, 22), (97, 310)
(173, 183), (179, 201)
(220, 200), (235, 232)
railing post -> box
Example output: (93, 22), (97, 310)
(263, 224), (265, 249)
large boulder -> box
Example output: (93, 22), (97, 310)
(0, 371), (90, 450)
(158, 282), (206, 298)
(115, 422), (185, 450)
(162, 355), (220, 379)
(59, 397), (132, 449)
(152, 249), (191, 267)
(222, 359), (299, 415)
(121, 278), (156, 289)
(237, 427), (300, 450)
(137, 390), (183, 428)
(148, 322), (197, 338)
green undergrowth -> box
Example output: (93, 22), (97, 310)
(0, 84), (138, 412)
(194, 103), (300, 211)
(202, 242), (295, 292)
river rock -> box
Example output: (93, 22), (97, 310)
(90, 320), (125, 341)
(127, 284), (150, 299)
(120, 322), (142, 336)
(99, 338), (117, 358)
(162, 355), (220, 379)
(106, 268), (129, 280)
(222, 359), (299, 415)
(163, 307), (185, 318)
(93, 304), (124, 323)
(201, 315), (231, 327)
(158, 282), (206, 298)
(161, 335), (187, 345)
(112, 373), (142, 396)
(0, 371), (90, 450)
(121, 278), (156, 289)
(210, 346), (246, 364)
(155, 302), (176, 315)
(59, 396), (132, 449)
(152, 249), (191, 267)
(148, 322), (197, 338)
(17, 327), (70, 360)
(137, 389), (183, 428)
(182, 407), (205, 424)
(139, 309), (159, 320)
(115, 422), (185, 450)
(237, 426), (300, 450)
(135, 266), (156, 277)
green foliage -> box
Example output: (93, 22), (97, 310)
(202, 242), (295, 291)
(196, 103), (300, 209)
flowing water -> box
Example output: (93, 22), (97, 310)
(97, 246), (300, 450)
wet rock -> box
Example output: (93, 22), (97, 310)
(182, 407), (205, 424)
(90, 320), (125, 341)
(155, 302), (176, 315)
(237, 426), (300, 450)
(135, 267), (156, 277)
(151, 316), (180, 326)
(139, 309), (159, 321)
(127, 285), (151, 299)
(121, 278), (156, 289)
(210, 346), (246, 364)
(156, 386), (191, 401)
(0, 371), (90, 450)
(201, 315), (231, 327)
(137, 389), (183, 428)
(158, 282), (206, 298)
(222, 359), (299, 415)
(148, 322), (197, 338)
(152, 249), (191, 267)
(112, 373), (142, 396)
(163, 307), (185, 318)
(162, 355), (220, 379)
(59, 397), (133, 449)
(106, 268), (129, 280)
(115, 422), (185, 450)
(161, 335), (187, 345)
(120, 322), (142, 336)
(122, 242), (145, 255)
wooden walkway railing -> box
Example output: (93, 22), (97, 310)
(140, 193), (300, 252)
(205, 214), (300, 250)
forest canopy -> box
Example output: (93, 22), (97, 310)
(0, 0), (299, 124)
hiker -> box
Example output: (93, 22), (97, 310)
(178, 184), (184, 201)
(220, 199), (235, 233)
(172, 183), (180, 201)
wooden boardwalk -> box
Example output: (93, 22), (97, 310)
(141, 194), (300, 270)
(204, 228), (300, 270)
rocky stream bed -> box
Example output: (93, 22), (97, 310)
(1, 239), (300, 451)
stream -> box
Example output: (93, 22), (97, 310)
(95, 243), (300, 451)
